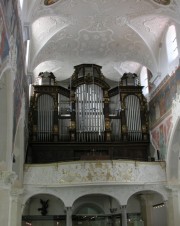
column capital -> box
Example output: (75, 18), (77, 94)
(120, 205), (127, 210)
(167, 188), (179, 199)
(65, 206), (73, 214)
(0, 77), (5, 89)
(166, 184), (180, 193)
(0, 171), (17, 188)
(65, 206), (72, 210)
(10, 187), (24, 197)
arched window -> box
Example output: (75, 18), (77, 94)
(19, 0), (23, 9)
(140, 66), (149, 96)
(166, 25), (178, 64)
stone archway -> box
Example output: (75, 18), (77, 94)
(127, 190), (167, 226)
(22, 193), (66, 226)
(72, 194), (121, 226)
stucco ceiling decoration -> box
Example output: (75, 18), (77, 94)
(26, 0), (179, 82)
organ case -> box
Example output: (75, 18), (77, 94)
(27, 66), (149, 163)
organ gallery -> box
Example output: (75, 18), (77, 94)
(27, 64), (149, 163)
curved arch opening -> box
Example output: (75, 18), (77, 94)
(22, 193), (65, 226)
(127, 190), (167, 226)
(72, 194), (121, 226)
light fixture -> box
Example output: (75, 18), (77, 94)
(153, 202), (165, 208)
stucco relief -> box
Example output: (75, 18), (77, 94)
(24, 161), (166, 186)
(76, 30), (113, 58)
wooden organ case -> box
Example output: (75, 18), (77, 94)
(27, 65), (149, 163)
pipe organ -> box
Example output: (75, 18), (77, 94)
(28, 65), (149, 163)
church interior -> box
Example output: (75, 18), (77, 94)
(0, 0), (180, 226)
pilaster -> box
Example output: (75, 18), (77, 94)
(166, 187), (180, 226)
(0, 170), (17, 226)
(9, 188), (24, 226)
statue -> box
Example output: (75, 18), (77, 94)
(38, 199), (49, 216)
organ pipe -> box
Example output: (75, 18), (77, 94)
(125, 95), (142, 141)
(37, 94), (54, 141)
(75, 84), (104, 142)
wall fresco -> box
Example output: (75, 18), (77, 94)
(151, 115), (172, 160)
(149, 67), (180, 127)
(0, 4), (9, 66)
(149, 68), (180, 160)
(1, 0), (28, 142)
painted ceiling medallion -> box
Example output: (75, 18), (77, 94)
(153, 0), (170, 5)
(44, 0), (59, 6)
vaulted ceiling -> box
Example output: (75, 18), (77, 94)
(24, 0), (180, 82)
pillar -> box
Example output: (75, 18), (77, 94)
(0, 188), (10, 226)
(66, 206), (72, 226)
(139, 194), (153, 226)
(0, 171), (17, 226)
(167, 188), (180, 226)
(121, 205), (127, 226)
(9, 188), (23, 226)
